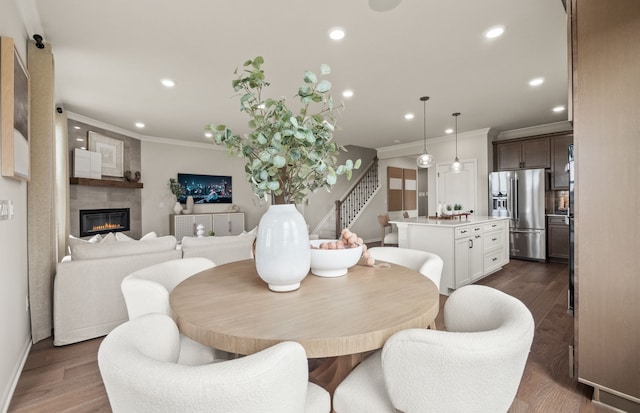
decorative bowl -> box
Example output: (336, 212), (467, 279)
(182, 209), (193, 215)
(309, 239), (363, 277)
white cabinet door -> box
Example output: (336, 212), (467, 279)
(172, 214), (213, 240)
(469, 233), (484, 282)
(229, 213), (245, 235)
(454, 237), (471, 289)
(213, 213), (245, 236)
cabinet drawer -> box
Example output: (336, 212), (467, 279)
(484, 229), (505, 252)
(455, 225), (482, 239)
(484, 220), (507, 232)
(484, 248), (505, 273)
(548, 216), (568, 226)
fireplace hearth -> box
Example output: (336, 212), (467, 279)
(79, 208), (130, 237)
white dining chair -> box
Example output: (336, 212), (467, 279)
(121, 257), (224, 364)
(98, 313), (331, 413)
(368, 247), (443, 328)
(333, 285), (535, 413)
(377, 214), (398, 247)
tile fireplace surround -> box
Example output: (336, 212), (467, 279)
(69, 185), (141, 239)
(68, 119), (142, 239)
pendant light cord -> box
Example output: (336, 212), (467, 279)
(453, 112), (461, 159)
(421, 96), (430, 152)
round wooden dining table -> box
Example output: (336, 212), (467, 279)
(170, 258), (440, 395)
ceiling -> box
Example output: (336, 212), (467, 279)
(32, 0), (568, 150)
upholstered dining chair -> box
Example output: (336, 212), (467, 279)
(377, 214), (398, 247)
(368, 247), (443, 328)
(121, 257), (223, 365)
(332, 285), (535, 413)
(98, 313), (331, 413)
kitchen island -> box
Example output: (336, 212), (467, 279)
(390, 216), (510, 295)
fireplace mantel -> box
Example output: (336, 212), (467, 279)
(69, 177), (143, 189)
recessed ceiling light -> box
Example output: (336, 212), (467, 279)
(73, 126), (81, 130)
(445, 128), (454, 134)
(393, 139), (401, 144)
(329, 28), (345, 40)
(204, 132), (213, 138)
(161, 79), (175, 88)
(404, 113), (414, 120)
(485, 26), (505, 39)
(76, 138), (84, 142)
(553, 105), (566, 112)
(529, 77), (544, 86)
(342, 89), (354, 98)
(135, 122), (145, 128)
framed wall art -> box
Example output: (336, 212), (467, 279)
(1, 36), (31, 181)
(88, 131), (124, 177)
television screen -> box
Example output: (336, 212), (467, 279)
(177, 173), (232, 204)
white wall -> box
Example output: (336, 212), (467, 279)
(140, 138), (269, 236)
(377, 128), (492, 217)
(0, 1), (33, 410)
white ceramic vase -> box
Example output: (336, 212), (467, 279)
(255, 204), (310, 292)
(186, 195), (194, 212)
(173, 201), (183, 215)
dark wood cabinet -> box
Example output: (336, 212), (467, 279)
(551, 133), (573, 190)
(547, 216), (569, 262)
(495, 137), (550, 171)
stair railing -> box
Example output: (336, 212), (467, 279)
(335, 157), (379, 237)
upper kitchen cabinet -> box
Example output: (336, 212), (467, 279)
(494, 136), (550, 171)
(551, 133), (574, 190)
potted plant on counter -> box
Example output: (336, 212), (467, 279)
(206, 56), (361, 292)
(454, 204), (463, 214)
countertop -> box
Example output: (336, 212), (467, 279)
(390, 215), (509, 228)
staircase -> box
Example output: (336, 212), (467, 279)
(312, 158), (379, 239)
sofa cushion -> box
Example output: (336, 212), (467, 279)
(116, 231), (158, 242)
(70, 235), (177, 261)
(181, 232), (255, 265)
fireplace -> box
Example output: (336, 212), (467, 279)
(79, 208), (130, 237)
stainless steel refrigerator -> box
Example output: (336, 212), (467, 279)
(489, 168), (546, 261)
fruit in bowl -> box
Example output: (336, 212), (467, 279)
(309, 239), (363, 277)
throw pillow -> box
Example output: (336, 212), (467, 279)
(115, 232), (134, 242)
(140, 231), (158, 241)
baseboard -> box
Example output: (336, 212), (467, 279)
(1, 336), (31, 413)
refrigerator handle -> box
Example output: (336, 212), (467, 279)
(509, 178), (518, 221)
(513, 178), (519, 220)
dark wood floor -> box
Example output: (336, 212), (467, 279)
(8, 259), (613, 412)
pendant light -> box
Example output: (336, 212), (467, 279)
(416, 96), (435, 168)
(450, 112), (463, 173)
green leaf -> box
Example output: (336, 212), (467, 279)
(354, 159), (362, 169)
(316, 80), (332, 93)
(345, 159), (353, 169)
(272, 155), (286, 168)
(336, 165), (346, 175)
(326, 172), (337, 185)
(320, 64), (330, 75)
(267, 181), (280, 191)
(303, 70), (317, 84)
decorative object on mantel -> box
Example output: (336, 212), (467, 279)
(88, 131), (124, 178)
(207, 56), (362, 292)
(124, 170), (141, 182)
(450, 112), (463, 173)
(416, 96), (435, 169)
(168, 178), (185, 215)
(196, 224), (205, 237)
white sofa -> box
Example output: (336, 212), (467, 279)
(53, 231), (256, 346)
(180, 229), (256, 265)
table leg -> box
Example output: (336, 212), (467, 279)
(308, 353), (365, 397)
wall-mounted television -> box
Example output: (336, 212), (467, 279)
(177, 173), (232, 204)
